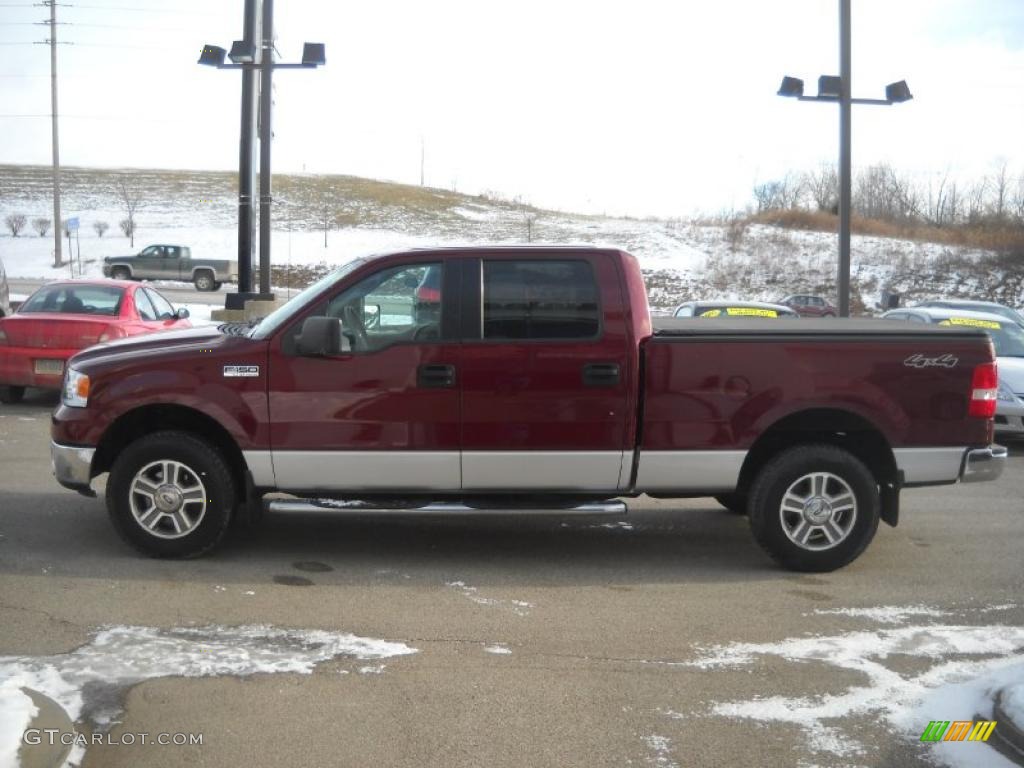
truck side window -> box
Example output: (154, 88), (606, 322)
(482, 260), (599, 340)
(309, 262), (444, 353)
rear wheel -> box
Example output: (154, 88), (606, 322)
(748, 444), (879, 572)
(111, 266), (131, 281)
(106, 431), (236, 557)
(194, 271), (216, 291)
(0, 385), (26, 404)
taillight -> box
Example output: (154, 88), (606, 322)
(968, 362), (998, 418)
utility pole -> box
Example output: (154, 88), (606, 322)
(46, 0), (62, 268)
(237, 0), (261, 295)
(257, 0), (274, 296)
(838, 0), (852, 317)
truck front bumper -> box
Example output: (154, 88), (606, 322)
(51, 440), (95, 493)
(960, 445), (1008, 484)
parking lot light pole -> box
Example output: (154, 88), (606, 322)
(198, 2), (324, 306)
(777, 0), (911, 317)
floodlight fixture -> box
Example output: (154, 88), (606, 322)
(301, 42), (325, 67)
(817, 75), (842, 99)
(885, 80), (913, 103)
(198, 44), (227, 67)
(777, 76), (804, 98)
(229, 40), (256, 64)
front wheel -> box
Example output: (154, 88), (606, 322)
(0, 385), (26, 404)
(106, 431), (236, 557)
(111, 266), (131, 281)
(194, 272), (216, 291)
(748, 444), (879, 572)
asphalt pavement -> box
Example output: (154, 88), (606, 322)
(1, 390), (1022, 768)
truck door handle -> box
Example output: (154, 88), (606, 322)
(417, 363), (456, 389)
(582, 362), (620, 388)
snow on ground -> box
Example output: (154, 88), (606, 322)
(0, 679), (38, 768)
(444, 581), (534, 616)
(483, 644), (512, 655)
(1002, 682), (1024, 731)
(0, 624), (417, 730)
(809, 604), (951, 624)
(680, 608), (1024, 767)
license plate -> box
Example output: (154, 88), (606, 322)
(34, 359), (65, 376)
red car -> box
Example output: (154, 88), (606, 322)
(0, 280), (190, 403)
(777, 294), (837, 317)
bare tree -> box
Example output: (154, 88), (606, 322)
(804, 164), (838, 212)
(753, 174), (804, 213)
(320, 203), (333, 248)
(115, 176), (142, 247)
(522, 207), (539, 242)
(93, 220), (109, 238)
(33, 217), (51, 237)
(988, 160), (1011, 221)
(5, 213), (27, 237)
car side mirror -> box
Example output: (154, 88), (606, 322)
(296, 316), (350, 356)
(175, 307), (190, 320)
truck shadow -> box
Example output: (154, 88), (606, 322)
(0, 490), (797, 586)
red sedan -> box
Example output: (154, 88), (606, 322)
(0, 280), (191, 403)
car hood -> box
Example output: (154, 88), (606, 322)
(68, 325), (249, 369)
(998, 356), (1024, 394)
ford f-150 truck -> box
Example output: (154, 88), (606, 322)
(102, 245), (238, 291)
(52, 246), (1006, 571)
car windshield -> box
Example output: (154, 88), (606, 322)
(934, 316), (1024, 357)
(248, 259), (366, 340)
(19, 284), (124, 316)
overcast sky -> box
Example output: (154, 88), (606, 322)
(1, 0), (1022, 217)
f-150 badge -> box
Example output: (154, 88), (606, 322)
(223, 365), (260, 377)
(904, 353), (958, 369)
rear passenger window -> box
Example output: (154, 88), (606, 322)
(483, 260), (600, 340)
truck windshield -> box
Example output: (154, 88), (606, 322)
(248, 259), (366, 340)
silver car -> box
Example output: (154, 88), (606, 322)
(881, 306), (1024, 438)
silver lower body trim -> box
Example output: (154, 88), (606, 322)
(268, 450), (461, 491)
(461, 451), (628, 491)
(51, 441), (95, 491)
(893, 447), (967, 484)
(960, 445), (1007, 483)
(268, 499), (627, 516)
(634, 450), (746, 492)
(242, 450), (275, 487)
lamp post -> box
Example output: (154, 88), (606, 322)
(199, 4), (324, 306)
(777, 0), (911, 317)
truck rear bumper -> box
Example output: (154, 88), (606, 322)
(960, 445), (1007, 484)
(51, 440), (95, 492)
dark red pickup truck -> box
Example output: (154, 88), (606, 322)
(51, 246), (1006, 571)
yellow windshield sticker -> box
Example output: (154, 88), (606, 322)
(726, 307), (778, 318)
(699, 309), (723, 318)
(939, 317), (1001, 330)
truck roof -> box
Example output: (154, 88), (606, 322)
(359, 245), (624, 262)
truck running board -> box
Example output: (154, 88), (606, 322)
(265, 499), (628, 516)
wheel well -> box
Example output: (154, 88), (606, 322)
(93, 404), (248, 493)
(193, 268), (214, 278)
(736, 408), (897, 496)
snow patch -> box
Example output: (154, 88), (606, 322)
(691, 618), (1024, 764)
(484, 645), (512, 655)
(810, 605), (950, 624)
(0, 625), (417, 730)
(445, 581), (534, 616)
(642, 734), (679, 767)
(0, 679), (38, 768)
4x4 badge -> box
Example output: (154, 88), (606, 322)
(223, 365), (260, 378)
(904, 353), (958, 369)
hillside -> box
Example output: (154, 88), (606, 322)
(0, 164), (1017, 312)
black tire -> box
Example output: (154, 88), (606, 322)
(748, 444), (879, 572)
(106, 431), (236, 558)
(111, 266), (131, 281)
(0, 385), (26, 405)
(194, 271), (216, 291)
(212, 281), (223, 291)
(714, 493), (747, 515)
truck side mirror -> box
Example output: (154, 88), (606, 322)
(296, 316), (350, 356)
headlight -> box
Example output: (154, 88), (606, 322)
(63, 368), (90, 408)
(997, 380), (1017, 403)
